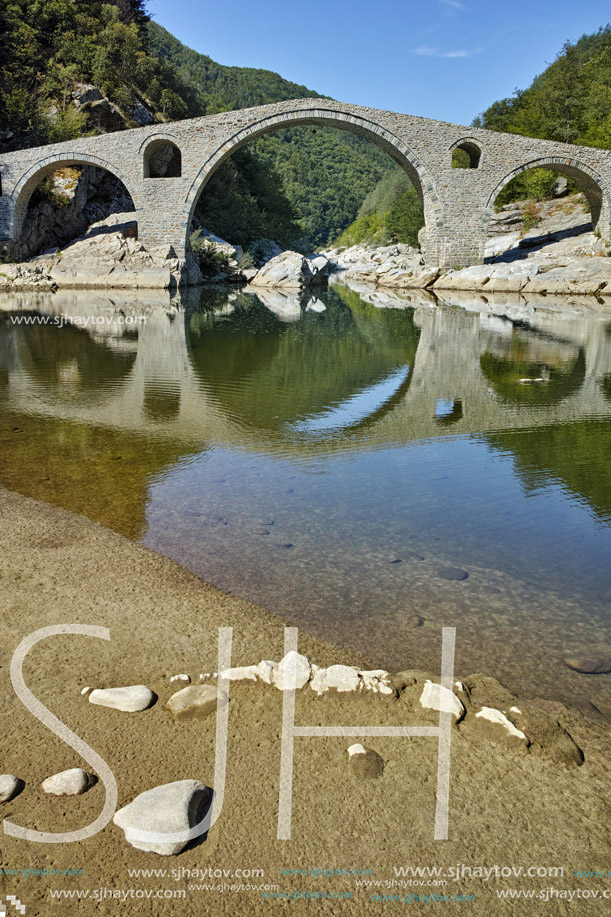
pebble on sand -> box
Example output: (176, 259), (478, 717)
(166, 685), (226, 719)
(42, 768), (96, 796)
(347, 744), (385, 779)
(0, 774), (23, 803)
(88, 685), (156, 712)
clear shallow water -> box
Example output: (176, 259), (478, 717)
(1, 284), (611, 712)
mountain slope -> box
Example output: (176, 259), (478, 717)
(0, 4), (391, 251)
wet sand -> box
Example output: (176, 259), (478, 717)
(0, 486), (609, 915)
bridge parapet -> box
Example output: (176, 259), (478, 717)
(0, 99), (610, 272)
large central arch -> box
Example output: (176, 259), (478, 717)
(182, 107), (444, 263)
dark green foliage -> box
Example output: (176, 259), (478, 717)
(335, 166), (424, 248)
(0, 0), (198, 149)
(194, 149), (301, 249)
(386, 189), (424, 248)
(451, 148), (471, 169)
(189, 231), (231, 276)
(247, 129), (389, 247)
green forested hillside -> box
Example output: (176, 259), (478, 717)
(334, 166), (424, 248)
(148, 23), (390, 246)
(0, 2), (390, 250)
(337, 25), (611, 247)
(146, 22), (322, 112)
(474, 26), (611, 148)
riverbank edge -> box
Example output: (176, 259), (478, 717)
(0, 483), (606, 729)
(2, 485), (611, 917)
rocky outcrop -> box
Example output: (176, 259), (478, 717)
(324, 242), (439, 288)
(71, 83), (123, 132)
(0, 214), (191, 291)
(249, 250), (332, 289)
(326, 195), (610, 296)
(17, 165), (135, 260)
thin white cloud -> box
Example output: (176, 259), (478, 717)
(440, 0), (467, 9)
(414, 46), (475, 58)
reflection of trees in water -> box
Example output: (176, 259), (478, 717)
(0, 317), (193, 536)
(12, 320), (136, 398)
(479, 327), (586, 406)
(186, 287), (421, 434)
(486, 418), (611, 525)
(0, 411), (201, 539)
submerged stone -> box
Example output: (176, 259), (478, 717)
(563, 655), (611, 675)
(437, 567), (469, 582)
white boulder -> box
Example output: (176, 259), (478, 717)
(360, 670), (393, 695)
(419, 680), (465, 720)
(113, 780), (211, 855)
(255, 660), (276, 684)
(475, 707), (527, 740)
(218, 665), (259, 682)
(272, 652), (311, 691)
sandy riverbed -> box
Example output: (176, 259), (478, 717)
(0, 486), (609, 915)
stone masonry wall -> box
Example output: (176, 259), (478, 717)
(0, 99), (610, 270)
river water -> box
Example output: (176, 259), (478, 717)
(1, 281), (610, 713)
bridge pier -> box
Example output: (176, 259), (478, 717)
(438, 206), (488, 270)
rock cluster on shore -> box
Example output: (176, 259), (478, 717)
(1, 193), (609, 295)
(325, 194), (611, 296)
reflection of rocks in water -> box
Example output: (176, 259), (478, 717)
(479, 324), (586, 406)
(144, 380), (182, 422)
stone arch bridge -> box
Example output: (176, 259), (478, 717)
(1, 99), (610, 271)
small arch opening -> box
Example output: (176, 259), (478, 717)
(451, 141), (481, 169)
(144, 140), (182, 178)
(15, 163), (137, 260)
(485, 159), (609, 262)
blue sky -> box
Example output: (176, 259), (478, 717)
(150, 0), (609, 124)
